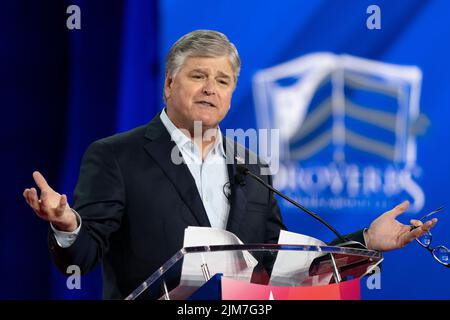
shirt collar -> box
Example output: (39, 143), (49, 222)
(160, 108), (226, 159)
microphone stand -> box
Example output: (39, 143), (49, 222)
(236, 163), (349, 243)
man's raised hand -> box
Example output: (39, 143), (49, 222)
(23, 171), (77, 232)
(365, 201), (438, 251)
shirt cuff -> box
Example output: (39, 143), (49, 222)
(50, 209), (82, 248)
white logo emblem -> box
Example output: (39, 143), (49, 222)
(253, 53), (429, 213)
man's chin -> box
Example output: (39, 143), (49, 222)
(192, 120), (219, 130)
(191, 114), (221, 128)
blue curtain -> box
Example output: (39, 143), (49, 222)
(1, 0), (159, 299)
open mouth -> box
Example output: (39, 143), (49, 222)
(196, 101), (216, 108)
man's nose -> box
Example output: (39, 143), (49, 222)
(202, 80), (216, 95)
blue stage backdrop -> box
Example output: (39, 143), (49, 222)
(159, 0), (450, 299)
(2, 0), (449, 299)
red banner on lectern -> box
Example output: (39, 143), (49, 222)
(221, 277), (361, 300)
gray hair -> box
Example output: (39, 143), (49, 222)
(165, 29), (241, 84)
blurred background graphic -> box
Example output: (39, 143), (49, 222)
(1, 0), (449, 299)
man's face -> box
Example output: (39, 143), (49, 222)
(164, 56), (236, 132)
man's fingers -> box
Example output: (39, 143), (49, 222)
(55, 194), (68, 216)
(387, 200), (410, 218)
(23, 189), (34, 209)
(28, 188), (41, 212)
(32, 171), (52, 192)
(421, 218), (438, 232)
(405, 218), (438, 244)
(40, 189), (50, 212)
(405, 226), (428, 244)
(24, 186), (67, 223)
(409, 228), (423, 240)
(24, 188), (47, 218)
(410, 219), (423, 227)
(23, 188), (31, 204)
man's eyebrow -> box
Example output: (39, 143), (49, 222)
(189, 68), (232, 79)
(216, 71), (232, 79)
(189, 68), (207, 73)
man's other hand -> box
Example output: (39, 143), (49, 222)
(365, 201), (438, 251)
(23, 171), (77, 232)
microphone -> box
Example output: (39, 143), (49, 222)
(235, 161), (349, 243)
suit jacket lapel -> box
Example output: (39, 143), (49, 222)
(224, 137), (248, 234)
(142, 114), (211, 227)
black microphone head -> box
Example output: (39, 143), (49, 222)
(236, 163), (249, 175)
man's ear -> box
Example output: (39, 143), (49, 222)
(164, 75), (173, 100)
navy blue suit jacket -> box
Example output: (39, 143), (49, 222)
(48, 113), (291, 299)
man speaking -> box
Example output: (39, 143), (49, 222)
(23, 30), (437, 299)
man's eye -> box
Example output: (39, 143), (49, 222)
(191, 74), (204, 79)
(218, 79), (230, 85)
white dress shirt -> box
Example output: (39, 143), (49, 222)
(52, 109), (230, 247)
(160, 109), (230, 229)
